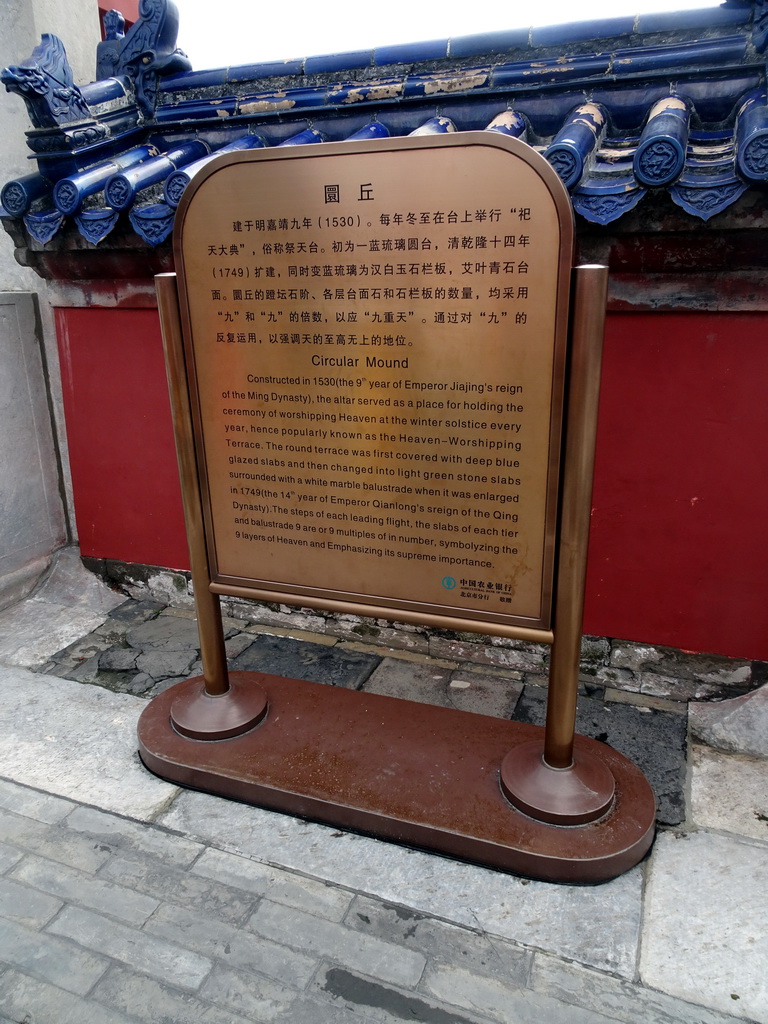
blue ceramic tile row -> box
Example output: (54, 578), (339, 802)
(228, 59), (306, 82)
(53, 145), (159, 214)
(104, 140), (210, 210)
(2, 0), (765, 256)
(9, 85), (765, 244)
(155, 34), (748, 135)
(635, 4), (748, 34)
(326, 79), (405, 106)
(7, 81), (768, 245)
(162, 58), (307, 93)
(610, 35), (747, 75)
(164, 134), (265, 206)
(304, 50), (374, 75)
(492, 53), (612, 88)
(448, 29), (530, 58)
(158, 6), (750, 91)
(163, 121), (391, 209)
(373, 38), (450, 65)
(161, 66), (229, 91)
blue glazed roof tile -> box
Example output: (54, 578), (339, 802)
(636, 4), (751, 33)
(304, 50), (373, 75)
(159, 67), (229, 91)
(227, 59), (305, 82)
(373, 39), (451, 65)
(128, 202), (175, 245)
(24, 208), (64, 245)
(75, 206), (120, 244)
(448, 29), (531, 58)
(612, 36), (748, 75)
(531, 16), (636, 47)
(491, 52), (612, 88)
(2, 0), (767, 244)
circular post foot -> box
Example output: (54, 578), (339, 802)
(500, 739), (616, 825)
(170, 673), (268, 740)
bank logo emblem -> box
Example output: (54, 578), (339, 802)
(441, 576), (457, 590)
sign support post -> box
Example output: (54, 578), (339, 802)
(501, 264), (616, 825)
(156, 272), (268, 739)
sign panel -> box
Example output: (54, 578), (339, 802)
(175, 134), (573, 630)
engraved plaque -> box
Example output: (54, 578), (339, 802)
(174, 134), (574, 630)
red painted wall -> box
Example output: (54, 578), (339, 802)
(584, 311), (768, 660)
(56, 306), (768, 660)
(56, 307), (189, 571)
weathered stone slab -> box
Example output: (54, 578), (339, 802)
(230, 634), (379, 689)
(222, 596), (326, 634)
(40, 633), (112, 677)
(689, 684), (768, 758)
(125, 615), (203, 652)
(428, 635), (547, 672)
(361, 658), (523, 718)
(93, 599), (164, 645)
(641, 831), (768, 1022)
(224, 632), (257, 660)
(512, 686), (687, 824)
(135, 649), (197, 680)
(690, 745), (768, 842)
(99, 561), (194, 610)
(610, 643), (755, 700)
(344, 893), (532, 987)
(0, 667), (177, 818)
(533, 953), (749, 1024)
(0, 548), (124, 667)
(98, 646), (139, 672)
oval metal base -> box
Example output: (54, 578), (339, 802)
(170, 673), (269, 740)
(138, 672), (656, 884)
(500, 740), (616, 825)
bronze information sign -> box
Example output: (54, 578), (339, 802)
(141, 133), (657, 883)
(175, 134), (573, 632)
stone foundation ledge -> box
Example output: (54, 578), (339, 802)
(84, 556), (767, 706)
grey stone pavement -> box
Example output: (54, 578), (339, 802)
(0, 550), (766, 1024)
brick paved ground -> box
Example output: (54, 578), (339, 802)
(0, 774), (753, 1024)
(0, 567), (764, 1024)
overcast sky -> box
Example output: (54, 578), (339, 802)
(173, 0), (723, 69)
